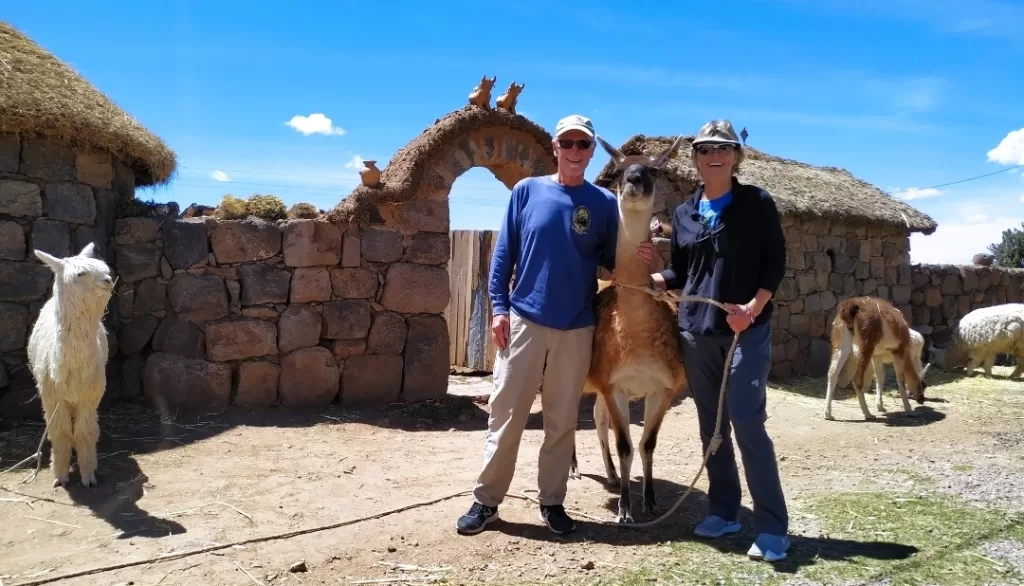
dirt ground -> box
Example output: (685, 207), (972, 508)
(1, 366), (1023, 586)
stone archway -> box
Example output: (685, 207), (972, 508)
(327, 103), (557, 397)
(329, 105), (557, 232)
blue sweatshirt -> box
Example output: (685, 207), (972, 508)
(658, 178), (787, 336)
(489, 175), (618, 330)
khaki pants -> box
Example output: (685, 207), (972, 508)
(473, 310), (594, 507)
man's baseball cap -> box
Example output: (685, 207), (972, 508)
(554, 114), (595, 138)
(692, 120), (741, 147)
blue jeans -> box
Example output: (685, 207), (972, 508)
(680, 321), (789, 536)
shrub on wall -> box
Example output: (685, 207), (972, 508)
(287, 202), (320, 219)
(247, 194), (287, 221)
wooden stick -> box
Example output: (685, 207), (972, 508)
(233, 562), (265, 586)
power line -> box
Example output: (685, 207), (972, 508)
(919, 164), (1024, 190)
(169, 183), (509, 207)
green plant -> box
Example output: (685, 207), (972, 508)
(287, 202), (320, 219)
(987, 222), (1024, 268)
(246, 194), (287, 221)
(214, 194), (248, 220)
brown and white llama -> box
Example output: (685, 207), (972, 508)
(569, 134), (690, 523)
(824, 296), (927, 421)
(27, 243), (115, 487)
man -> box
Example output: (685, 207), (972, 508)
(456, 114), (618, 536)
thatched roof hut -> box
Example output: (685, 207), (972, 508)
(594, 134), (937, 235)
(0, 20), (176, 186)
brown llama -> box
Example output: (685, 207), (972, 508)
(824, 296), (926, 421)
(569, 134), (690, 523)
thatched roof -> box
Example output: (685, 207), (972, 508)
(594, 134), (937, 235)
(0, 21), (176, 186)
(328, 105), (556, 225)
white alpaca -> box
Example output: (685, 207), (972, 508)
(27, 243), (115, 487)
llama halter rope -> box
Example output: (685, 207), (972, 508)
(601, 280), (741, 529)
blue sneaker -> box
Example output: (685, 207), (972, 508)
(693, 515), (741, 538)
(747, 533), (791, 561)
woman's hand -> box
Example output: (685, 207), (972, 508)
(637, 242), (655, 265)
(724, 302), (757, 333)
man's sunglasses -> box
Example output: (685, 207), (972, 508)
(695, 143), (737, 156)
(557, 139), (593, 150)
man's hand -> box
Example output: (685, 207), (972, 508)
(637, 242), (655, 265)
(492, 314), (511, 350)
(723, 302), (757, 334)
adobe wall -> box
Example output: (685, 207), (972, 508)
(0, 132), (133, 416)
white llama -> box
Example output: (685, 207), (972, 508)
(27, 242), (115, 487)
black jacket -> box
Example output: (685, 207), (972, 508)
(657, 177), (787, 336)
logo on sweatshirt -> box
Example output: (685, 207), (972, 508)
(572, 205), (591, 235)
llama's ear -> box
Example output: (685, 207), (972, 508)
(651, 134), (686, 168)
(78, 242), (96, 258)
(34, 249), (63, 272)
(595, 135), (625, 165)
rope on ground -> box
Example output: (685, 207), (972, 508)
(7, 284), (738, 584)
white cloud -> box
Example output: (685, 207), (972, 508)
(987, 127), (1024, 166)
(911, 214), (1024, 265)
(286, 113), (346, 136)
(965, 213), (989, 224)
(210, 169), (230, 182)
(891, 187), (942, 200)
(1020, 193), (1024, 203)
(343, 155), (365, 169)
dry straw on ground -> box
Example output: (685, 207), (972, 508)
(594, 134), (938, 235)
(0, 20), (176, 186)
(328, 106), (556, 226)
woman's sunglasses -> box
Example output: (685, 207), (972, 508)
(557, 139), (593, 150)
(695, 144), (737, 156)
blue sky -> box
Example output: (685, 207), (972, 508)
(7, 0), (1024, 264)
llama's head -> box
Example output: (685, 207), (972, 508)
(34, 243), (115, 303)
(597, 134), (685, 214)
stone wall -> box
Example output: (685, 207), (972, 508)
(650, 215), (1024, 379)
(106, 216), (450, 414)
(0, 133), (133, 415)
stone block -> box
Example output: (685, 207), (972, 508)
(332, 339), (366, 360)
(941, 273), (962, 295)
(924, 287), (942, 308)
(322, 299), (372, 339)
(282, 219), (342, 267)
(205, 318), (278, 362)
(361, 227), (405, 263)
(330, 267), (378, 299)
(211, 219), (281, 264)
(341, 226), (361, 267)
(367, 311), (407, 355)
(279, 346), (340, 406)
(833, 254), (856, 274)
(0, 180), (43, 217)
(114, 217), (162, 245)
(402, 315), (449, 401)
(405, 232), (449, 265)
(143, 352), (232, 413)
(789, 314), (810, 336)
(238, 264), (291, 305)
(116, 242), (162, 282)
(0, 303), (29, 352)
(168, 273), (229, 323)
(133, 278), (166, 316)
(73, 226), (107, 261)
(162, 218), (209, 269)
(119, 315), (160, 356)
(75, 150), (114, 189)
(151, 316), (205, 358)
(19, 138), (75, 181)
(0, 221), (25, 260)
(278, 304), (321, 353)
(380, 263), (450, 314)
(342, 355), (403, 405)
(242, 306), (280, 320)
(0, 133), (18, 173)
(809, 338), (831, 377)
(44, 182), (95, 225)
(290, 267), (332, 303)
(396, 198), (449, 233)
(892, 285), (912, 305)
(0, 261), (52, 302)
(30, 219), (71, 258)
(236, 361), (280, 406)
(820, 290), (837, 311)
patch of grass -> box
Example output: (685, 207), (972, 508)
(952, 464), (974, 472)
(563, 491), (1023, 586)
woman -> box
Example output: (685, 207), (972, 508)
(638, 119), (791, 562)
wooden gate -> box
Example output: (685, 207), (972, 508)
(445, 230), (502, 372)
